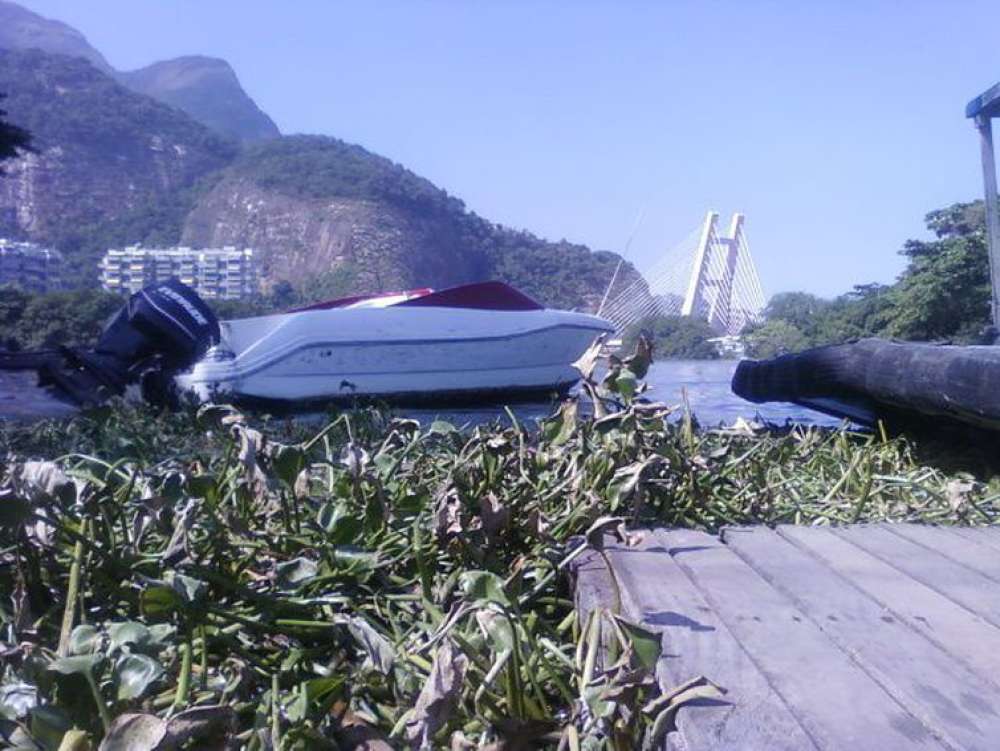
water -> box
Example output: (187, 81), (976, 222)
(398, 360), (841, 428)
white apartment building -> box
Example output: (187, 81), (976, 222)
(100, 245), (259, 300)
(0, 239), (64, 293)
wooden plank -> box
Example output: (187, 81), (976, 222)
(571, 549), (612, 624)
(602, 531), (817, 751)
(570, 548), (618, 674)
(831, 524), (1000, 629)
(780, 525), (1000, 682)
(888, 524), (1000, 583)
(726, 525), (1000, 750)
(657, 528), (942, 749)
(940, 525), (1000, 555)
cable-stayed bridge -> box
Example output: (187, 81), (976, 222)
(598, 211), (766, 337)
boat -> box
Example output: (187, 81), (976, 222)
(731, 337), (1000, 432)
(175, 280), (614, 406)
(1, 279), (614, 412)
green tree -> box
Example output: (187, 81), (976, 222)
(744, 319), (810, 358)
(749, 202), (992, 352)
(0, 92), (31, 171)
(0, 287), (122, 349)
(764, 291), (830, 337)
(882, 203), (990, 342)
(623, 315), (720, 359)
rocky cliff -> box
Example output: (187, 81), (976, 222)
(183, 176), (489, 293)
(179, 136), (629, 308)
(0, 49), (236, 271)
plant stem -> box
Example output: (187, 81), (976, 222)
(172, 628), (193, 713)
(85, 669), (112, 733)
(271, 672), (281, 750)
(57, 518), (87, 657)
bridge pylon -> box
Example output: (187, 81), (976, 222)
(599, 211), (765, 337)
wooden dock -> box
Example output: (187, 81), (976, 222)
(574, 523), (1000, 750)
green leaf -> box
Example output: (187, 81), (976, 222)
(140, 586), (182, 619)
(344, 617), (395, 675)
(68, 624), (100, 655)
(170, 573), (208, 604)
(459, 571), (510, 607)
(147, 624), (176, 645)
(428, 420), (457, 436)
(0, 490), (30, 527)
(29, 705), (73, 750)
(330, 546), (378, 573)
(115, 654), (164, 700)
(475, 608), (516, 652)
(613, 615), (662, 670)
(614, 368), (638, 400)
(0, 683), (36, 721)
(542, 399), (578, 446)
(275, 557), (319, 589)
(271, 444), (307, 487)
(48, 655), (99, 676)
(185, 474), (219, 503)
(108, 622), (152, 653)
(316, 504), (363, 545)
(285, 676), (345, 723)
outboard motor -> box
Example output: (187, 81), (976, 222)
(4, 279), (220, 408)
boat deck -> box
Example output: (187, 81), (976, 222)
(573, 523), (1000, 750)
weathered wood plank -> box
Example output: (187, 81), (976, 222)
(603, 531), (817, 751)
(939, 525), (1000, 555)
(832, 524), (1000, 629)
(725, 525), (1000, 750)
(888, 524), (1000, 583)
(657, 528), (943, 749)
(780, 525), (1000, 682)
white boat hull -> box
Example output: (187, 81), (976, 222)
(176, 305), (613, 405)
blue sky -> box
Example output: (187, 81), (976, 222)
(18, 0), (1000, 297)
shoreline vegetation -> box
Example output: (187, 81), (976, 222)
(1, 341), (997, 749)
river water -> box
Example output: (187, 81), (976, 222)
(399, 359), (841, 428)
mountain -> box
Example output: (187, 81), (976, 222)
(0, 1), (277, 143)
(118, 57), (280, 142)
(0, 19), (632, 309)
(0, 0), (113, 74)
(180, 135), (630, 309)
(0, 48), (237, 274)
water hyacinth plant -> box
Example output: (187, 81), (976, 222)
(1, 336), (999, 749)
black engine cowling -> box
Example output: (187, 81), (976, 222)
(27, 279), (220, 408)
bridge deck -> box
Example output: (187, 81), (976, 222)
(573, 523), (1000, 750)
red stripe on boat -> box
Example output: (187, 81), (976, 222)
(290, 288), (434, 312)
(292, 282), (542, 312)
(397, 282), (543, 311)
